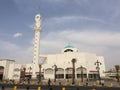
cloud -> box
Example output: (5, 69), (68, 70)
(0, 40), (33, 64)
(41, 30), (120, 50)
(13, 33), (22, 38)
(45, 16), (106, 24)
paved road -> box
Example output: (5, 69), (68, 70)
(0, 84), (120, 90)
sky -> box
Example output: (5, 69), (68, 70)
(0, 0), (120, 70)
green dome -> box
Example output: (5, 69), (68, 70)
(64, 45), (74, 49)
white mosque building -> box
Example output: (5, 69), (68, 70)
(0, 13), (106, 81)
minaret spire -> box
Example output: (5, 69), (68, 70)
(32, 13), (42, 78)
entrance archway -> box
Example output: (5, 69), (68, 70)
(0, 66), (4, 81)
(76, 66), (87, 79)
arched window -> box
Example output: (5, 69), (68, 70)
(64, 49), (73, 52)
(45, 68), (53, 74)
(76, 67), (87, 78)
(65, 67), (73, 79)
(0, 66), (4, 70)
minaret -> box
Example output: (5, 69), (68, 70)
(32, 13), (42, 78)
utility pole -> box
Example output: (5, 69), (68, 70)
(115, 65), (120, 83)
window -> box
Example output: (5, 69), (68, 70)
(64, 49), (73, 52)
(56, 74), (64, 79)
(14, 68), (20, 72)
(45, 68), (53, 74)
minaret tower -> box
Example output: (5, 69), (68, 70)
(32, 13), (42, 78)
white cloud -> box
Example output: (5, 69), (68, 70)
(13, 33), (22, 38)
(44, 16), (106, 25)
(0, 40), (33, 64)
(41, 30), (120, 47)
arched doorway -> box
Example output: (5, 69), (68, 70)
(44, 68), (54, 78)
(0, 66), (4, 81)
(76, 66), (87, 79)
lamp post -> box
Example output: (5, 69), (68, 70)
(29, 67), (32, 78)
(71, 58), (77, 84)
(115, 65), (120, 83)
(38, 64), (42, 84)
(38, 57), (47, 84)
(94, 60), (102, 85)
(80, 66), (84, 82)
(52, 64), (58, 82)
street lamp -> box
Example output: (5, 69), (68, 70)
(94, 60), (102, 85)
(115, 65), (120, 83)
(71, 58), (77, 84)
(80, 66), (84, 82)
(23, 67), (26, 83)
(52, 64), (58, 82)
(28, 66), (32, 84)
(29, 66), (32, 78)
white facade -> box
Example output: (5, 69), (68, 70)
(42, 45), (106, 79)
(0, 59), (15, 80)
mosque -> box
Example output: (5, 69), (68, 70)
(0, 13), (106, 82)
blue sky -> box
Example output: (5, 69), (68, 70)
(0, 0), (120, 69)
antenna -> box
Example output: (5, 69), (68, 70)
(36, 0), (41, 14)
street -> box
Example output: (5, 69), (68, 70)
(0, 84), (120, 90)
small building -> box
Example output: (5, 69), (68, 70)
(0, 59), (15, 80)
(104, 65), (120, 79)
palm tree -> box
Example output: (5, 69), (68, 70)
(115, 65), (120, 82)
(71, 58), (77, 84)
(52, 64), (58, 82)
(23, 67), (26, 82)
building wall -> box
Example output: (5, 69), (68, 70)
(42, 51), (106, 79)
(0, 59), (15, 80)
